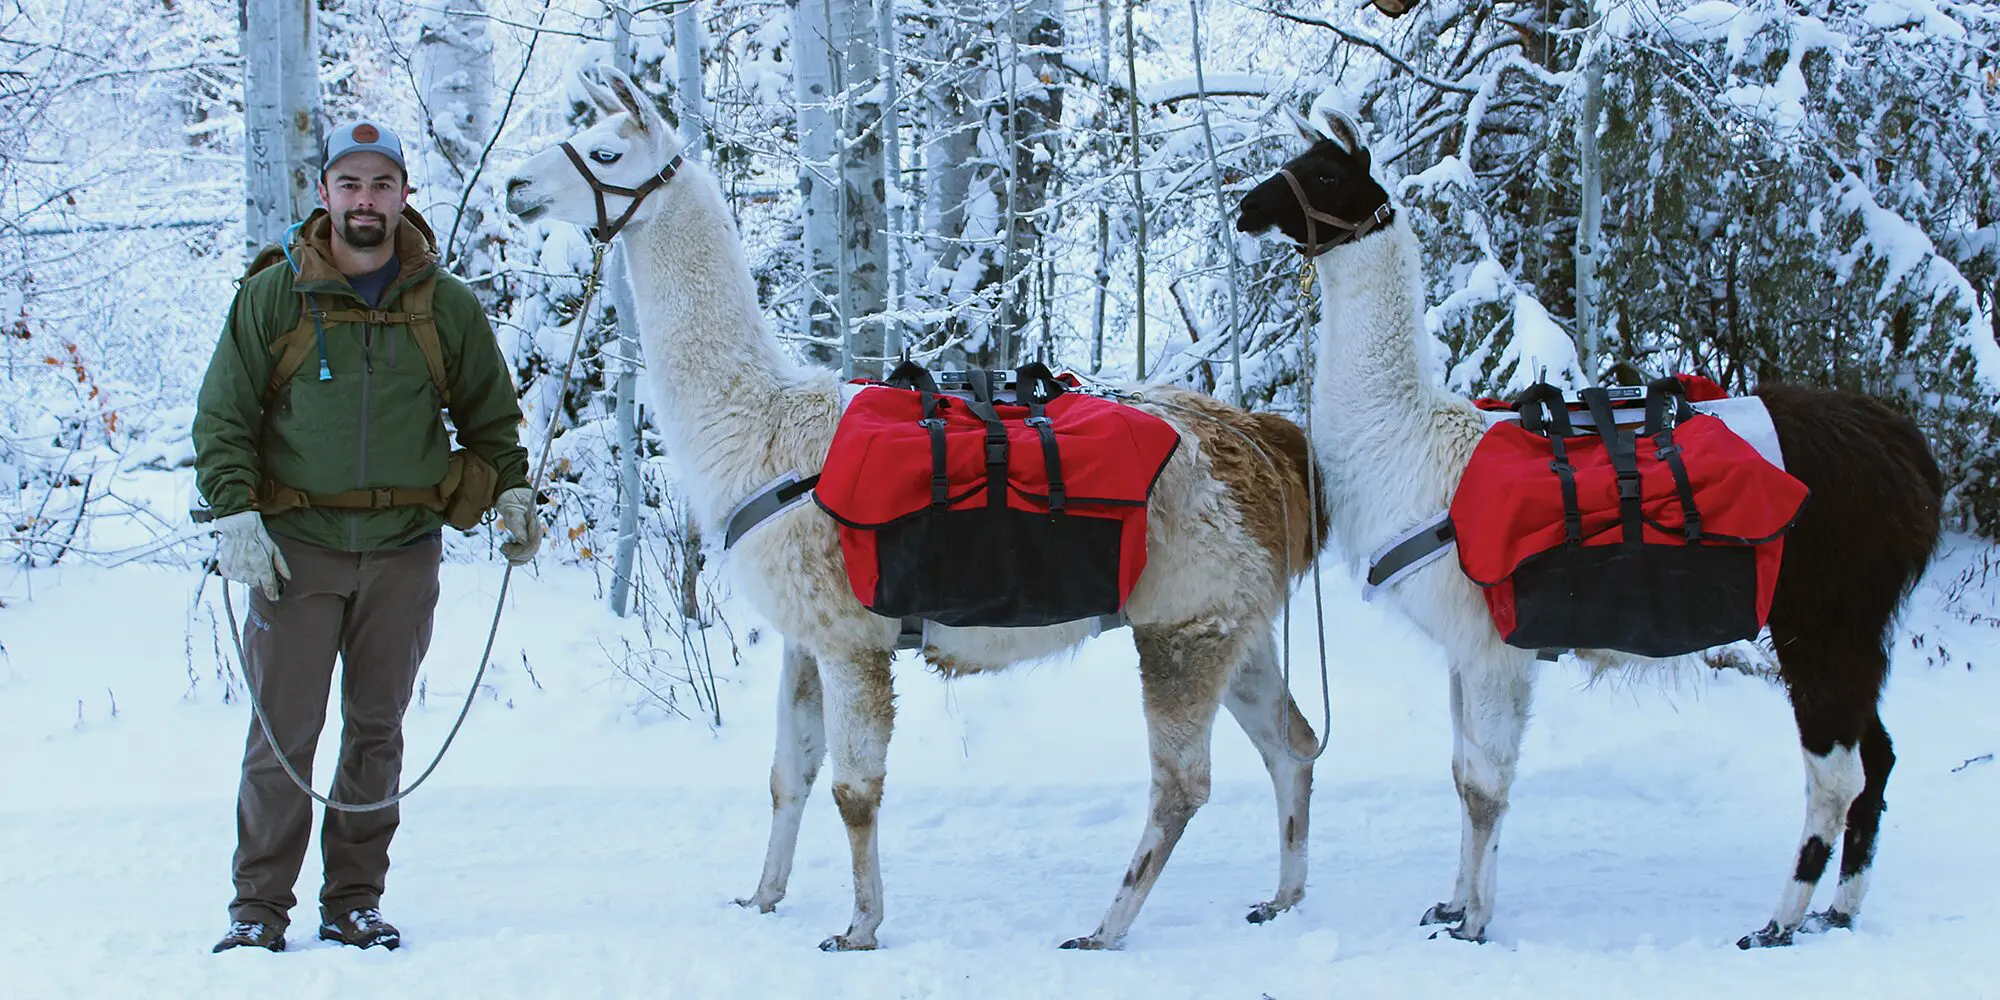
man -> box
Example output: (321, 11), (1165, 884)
(194, 121), (542, 953)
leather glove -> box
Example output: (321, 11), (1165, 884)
(214, 510), (290, 601)
(495, 487), (542, 566)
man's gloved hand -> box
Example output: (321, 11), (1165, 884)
(495, 487), (542, 566)
(214, 510), (290, 601)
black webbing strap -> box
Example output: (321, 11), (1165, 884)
(889, 362), (952, 507)
(1518, 383), (1583, 546)
(722, 473), (821, 550)
(966, 369), (1010, 509)
(1516, 382), (1575, 437)
(1583, 386), (1644, 549)
(1016, 363), (1066, 513)
(1365, 516), (1456, 588)
(1645, 379), (1702, 542)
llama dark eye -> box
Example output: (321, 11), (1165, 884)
(591, 149), (621, 164)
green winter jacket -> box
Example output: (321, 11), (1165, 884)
(193, 206), (531, 551)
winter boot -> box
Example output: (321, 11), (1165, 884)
(213, 919), (286, 953)
(318, 907), (401, 950)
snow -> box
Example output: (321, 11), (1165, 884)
(1832, 175), (2000, 391)
(3, 535), (1997, 997)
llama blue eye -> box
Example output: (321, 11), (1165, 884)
(591, 149), (620, 164)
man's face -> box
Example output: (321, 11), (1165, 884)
(317, 151), (409, 250)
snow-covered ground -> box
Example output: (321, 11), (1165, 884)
(2, 537), (1996, 999)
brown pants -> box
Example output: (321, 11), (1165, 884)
(229, 531), (441, 928)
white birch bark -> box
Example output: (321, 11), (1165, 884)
(1574, 38), (1605, 380)
(609, 7), (644, 617)
(837, 0), (888, 378)
(997, 0), (1062, 365)
(674, 1), (708, 151)
(415, 0), (494, 269)
(793, 0), (842, 367)
(240, 0), (321, 258)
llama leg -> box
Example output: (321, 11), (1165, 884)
(736, 642), (827, 913)
(1738, 640), (1872, 949)
(1063, 623), (1237, 950)
(1220, 629), (1315, 925)
(815, 648), (896, 952)
(1805, 714), (1894, 932)
(1419, 669), (1471, 928)
(1428, 657), (1534, 943)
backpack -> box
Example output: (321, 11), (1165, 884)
(812, 362), (1181, 628)
(240, 239), (498, 530)
(1448, 378), (1809, 657)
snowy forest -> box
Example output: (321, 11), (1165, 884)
(4, 0), (2000, 989)
(5, 0), (1996, 590)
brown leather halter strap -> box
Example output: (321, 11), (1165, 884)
(559, 142), (685, 242)
(1278, 167), (1394, 259)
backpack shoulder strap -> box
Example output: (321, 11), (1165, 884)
(264, 292), (321, 408)
(401, 274), (450, 406)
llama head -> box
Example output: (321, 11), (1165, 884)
(1236, 108), (1392, 253)
(504, 67), (688, 239)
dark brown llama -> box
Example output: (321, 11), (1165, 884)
(1234, 109), (1945, 948)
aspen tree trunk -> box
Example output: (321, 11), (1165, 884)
(1574, 37), (1605, 381)
(1091, 0), (1112, 372)
(675, 0), (708, 149)
(794, 0), (842, 368)
(240, 0), (321, 258)
(922, 1), (1001, 367)
(1123, 0), (1147, 379)
(415, 0), (494, 271)
(879, 0), (905, 361)
(836, 0), (889, 378)
(996, 0), (1063, 366)
(673, 1), (711, 619)
(609, 7), (645, 618)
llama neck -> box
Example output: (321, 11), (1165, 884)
(622, 165), (789, 402)
(618, 163), (834, 521)
(1310, 219), (1451, 443)
(1307, 217), (1482, 549)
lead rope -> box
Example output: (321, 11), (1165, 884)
(1091, 384), (1334, 764)
(221, 242), (613, 812)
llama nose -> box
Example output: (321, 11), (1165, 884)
(1235, 193), (1266, 232)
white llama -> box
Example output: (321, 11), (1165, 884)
(505, 69), (1327, 951)
(1237, 110), (1941, 947)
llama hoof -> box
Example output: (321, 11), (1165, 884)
(1736, 920), (1795, 950)
(1427, 924), (1486, 944)
(1059, 934), (1115, 951)
(1246, 899), (1295, 925)
(1418, 903), (1466, 927)
(1798, 910), (1854, 935)
(732, 895), (780, 914)
(818, 933), (878, 952)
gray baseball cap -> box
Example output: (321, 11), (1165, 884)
(323, 121), (406, 176)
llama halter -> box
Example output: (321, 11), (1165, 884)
(558, 143), (685, 242)
(1277, 167), (1394, 258)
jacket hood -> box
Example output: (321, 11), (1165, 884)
(288, 205), (440, 290)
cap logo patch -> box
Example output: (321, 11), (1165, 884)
(353, 124), (380, 143)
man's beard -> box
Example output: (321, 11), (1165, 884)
(339, 210), (390, 248)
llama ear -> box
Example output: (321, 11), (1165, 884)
(1285, 106), (1322, 145)
(604, 69), (661, 133)
(577, 67), (623, 116)
(1318, 107), (1366, 157)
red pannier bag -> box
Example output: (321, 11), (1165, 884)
(813, 362), (1180, 628)
(1449, 378), (1809, 656)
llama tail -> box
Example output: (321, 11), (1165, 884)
(1245, 411), (1331, 579)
